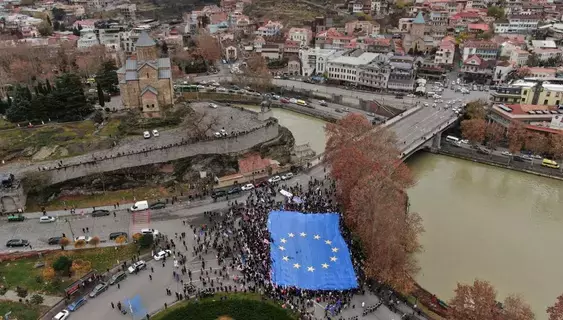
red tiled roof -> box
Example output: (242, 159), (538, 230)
(238, 154), (272, 174)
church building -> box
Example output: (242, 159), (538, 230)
(402, 12), (434, 55)
(117, 32), (174, 118)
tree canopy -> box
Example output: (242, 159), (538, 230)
(5, 73), (93, 122)
(95, 60), (119, 94)
(325, 114), (422, 293)
(487, 6), (505, 20)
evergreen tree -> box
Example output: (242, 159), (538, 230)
(95, 60), (119, 94)
(45, 79), (52, 93)
(52, 73), (93, 121)
(97, 81), (105, 108)
(5, 85), (33, 122)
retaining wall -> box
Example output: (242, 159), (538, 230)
(44, 124), (279, 185)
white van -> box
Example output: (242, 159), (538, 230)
(129, 201), (149, 212)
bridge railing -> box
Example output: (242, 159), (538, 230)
(399, 116), (459, 158)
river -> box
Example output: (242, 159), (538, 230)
(247, 105), (561, 318)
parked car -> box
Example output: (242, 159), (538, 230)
(91, 209), (110, 217)
(280, 98), (289, 103)
(39, 216), (56, 223)
(128, 260), (147, 274)
(153, 250), (172, 261)
(7, 214), (24, 222)
(75, 236), (92, 243)
(268, 176), (281, 183)
(228, 186), (241, 194)
(6, 239), (29, 247)
(212, 190), (227, 198)
(67, 297), (87, 311)
(149, 202), (166, 210)
(143, 131), (151, 139)
(241, 183), (254, 191)
(209, 103), (218, 108)
(140, 228), (159, 236)
(109, 272), (127, 285)
(501, 151), (513, 157)
(89, 282), (108, 298)
(109, 232), (127, 241)
(48, 236), (62, 245)
(53, 309), (70, 320)
(152, 129), (159, 137)
(281, 172), (294, 180)
(319, 100), (328, 106)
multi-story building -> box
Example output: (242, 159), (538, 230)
(488, 103), (563, 135)
(299, 47), (343, 76)
(344, 20), (379, 36)
(256, 20), (283, 37)
(358, 60), (389, 90)
(493, 14), (540, 34)
(288, 27), (312, 47)
(117, 3), (136, 20)
(315, 28), (355, 49)
(509, 48), (530, 67)
(461, 55), (496, 83)
(490, 80), (563, 106)
(461, 40), (499, 61)
(533, 48), (563, 61)
(77, 32), (99, 49)
(98, 27), (122, 51)
(327, 50), (382, 83)
(434, 36), (455, 66)
(386, 55), (416, 92)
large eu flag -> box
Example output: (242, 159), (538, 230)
(268, 210), (358, 290)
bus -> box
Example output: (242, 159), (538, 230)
(174, 84), (199, 93)
(445, 136), (460, 143)
(542, 159), (560, 169)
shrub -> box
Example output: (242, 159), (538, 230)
(115, 235), (127, 245)
(139, 234), (153, 248)
(154, 296), (295, 320)
(60, 237), (70, 249)
(74, 239), (86, 249)
(15, 286), (27, 298)
(52, 256), (73, 273)
(42, 267), (55, 280)
(35, 275), (43, 283)
(30, 294), (44, 305)
(89, 236), (100, 247)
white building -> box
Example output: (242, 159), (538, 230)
(288, 27), (312, 47)
(98, 28), (122, 51)
(256, 20), (283, 37)
(77, 32), (100, 49)
(327, 52), (383, 83)
(493, 14), (540, 34)
(299, 48), (343, 76)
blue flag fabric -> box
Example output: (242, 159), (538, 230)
(268, 211), (358, 290)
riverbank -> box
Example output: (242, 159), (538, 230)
(435, 144), (563, 181)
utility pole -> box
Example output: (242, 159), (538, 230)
(66, 218), (75, 240)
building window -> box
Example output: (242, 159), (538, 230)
(544, 99), (549, 105)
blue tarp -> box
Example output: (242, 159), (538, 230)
(268, 211), (358, 290)
(124, 295), (146, 320)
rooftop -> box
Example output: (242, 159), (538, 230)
(135, 31), (156, 47)
(329, 52), (380, 66)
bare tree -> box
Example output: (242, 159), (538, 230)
(185, 110), (220, 139)
(233, 53), (273, 91)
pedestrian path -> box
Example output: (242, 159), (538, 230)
(0, 290), (61, 307)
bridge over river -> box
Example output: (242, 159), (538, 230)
(385, 106), (461, 159)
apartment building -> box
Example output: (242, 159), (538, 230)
(299, 47), (343, 76)
(327, 51), (382, 83)
(493, 14), (540, 34)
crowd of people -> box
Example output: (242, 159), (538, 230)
(165, 174), (421, 320)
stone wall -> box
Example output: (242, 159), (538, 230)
(43, 123), (279, 185)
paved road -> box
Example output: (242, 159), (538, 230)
(391, 105), (461, 155)
(192, 74), (491, 110)
(0, 103), (265, 177)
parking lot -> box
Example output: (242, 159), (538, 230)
(0, 212), (130, 251)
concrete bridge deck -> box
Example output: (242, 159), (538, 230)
(387, 106), (461, 159)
